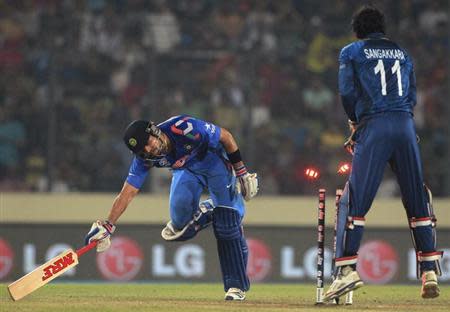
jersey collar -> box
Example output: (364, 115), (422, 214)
(365, 32), (388, 40)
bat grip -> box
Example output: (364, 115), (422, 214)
(76, 241), (98, 257)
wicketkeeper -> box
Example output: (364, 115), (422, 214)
(85, 114), (258, 300)
(325, 6), (443, 301)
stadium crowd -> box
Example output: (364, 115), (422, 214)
(0, 0), (448, 195)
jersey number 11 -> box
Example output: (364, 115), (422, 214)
(374, 59), (403, 96)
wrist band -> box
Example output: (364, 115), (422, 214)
(227, 149), (243, 164)
(104, 221), (116, 234)
(234, 165), (248, 177)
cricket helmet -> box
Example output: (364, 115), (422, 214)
(123, 120), (161, 154)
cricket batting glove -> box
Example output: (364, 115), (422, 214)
(235, 165), (259, 201)
(84, 220), (116, 252)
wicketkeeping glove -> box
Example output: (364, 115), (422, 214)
(235, 165), (259, 201)
(84, 220), (116, 252)
(344, 136), (355, 155)
(344, 120), (358, 155)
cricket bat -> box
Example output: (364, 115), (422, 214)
(7, 241), (97, 301)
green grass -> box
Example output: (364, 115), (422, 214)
(1, 283), (449, 312)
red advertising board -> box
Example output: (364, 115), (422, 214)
(0, 224), (448, 284)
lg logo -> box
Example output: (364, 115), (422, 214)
(152, 244), (204, 277)
(97, 236), (144, 281)
(0, 238), (14, 279)
(357, 240), (399, 284)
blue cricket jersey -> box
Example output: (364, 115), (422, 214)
(126, 115), (223, 189)
(338, 33), (417, 122)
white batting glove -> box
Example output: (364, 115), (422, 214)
(235, 166), (259, 201)
(84, 220), (116, 252)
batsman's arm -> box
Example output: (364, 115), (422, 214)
(108, 181), (139, 224)
(219, 128), (241, 165)
(85, 182), (139, 252)
(219, 127), (258, 201)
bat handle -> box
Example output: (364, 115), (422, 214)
(76, 241), (98, 257)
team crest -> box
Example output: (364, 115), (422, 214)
(184, 144), (192, 151)
(129, 138), (137, 147)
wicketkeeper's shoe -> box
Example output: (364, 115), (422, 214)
(225, 288), (246, 301)
(421, 270), (440, 299)
(324, 266), (363, 302)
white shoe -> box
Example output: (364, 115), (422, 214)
(324, 266), (363, 301)
(225, 288), (246, 301)
(161, 200), (214, 241)
(421, 270), (439, 299)
(161, 221), (181, 241)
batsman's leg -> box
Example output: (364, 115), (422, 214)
(161, 170), (213, 241)
(213, 206), (249, 300)
(205, 154), (249, 300)
(161, 199), (214, 241)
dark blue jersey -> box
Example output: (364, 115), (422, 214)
(126, 115), (222, 189)
(338, 33), (417, 122)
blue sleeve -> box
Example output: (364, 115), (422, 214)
(193, 118), (221, 149)
(338, 46), (358, 122)
(126, 157), (150, 189)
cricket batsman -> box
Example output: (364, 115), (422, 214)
(325, 6), (443, 301)
(84, 115), (258, 300)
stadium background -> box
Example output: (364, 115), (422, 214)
(0, 0), (449, 286)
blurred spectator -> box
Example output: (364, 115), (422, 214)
(302, 78), (333, 117)
(0, 0), (448, 195)
(0, 13), (25, 69)
(79, 5), (124, 60)
(241, 1), (277, 53)
(418, 1), (448, 34)
(143, 0), (181, 53)
(0, 106), (26, 185)
(211, 2), (245, 50)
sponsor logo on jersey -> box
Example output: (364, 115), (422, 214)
(172, 155), (189, 168)
(171, 119), (200, 140)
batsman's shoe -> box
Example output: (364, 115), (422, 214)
(225, 288), (246, 301)
(161, 199), (214, 242)
(324, 266), (363, 301)
(421, 270), (440, 299)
